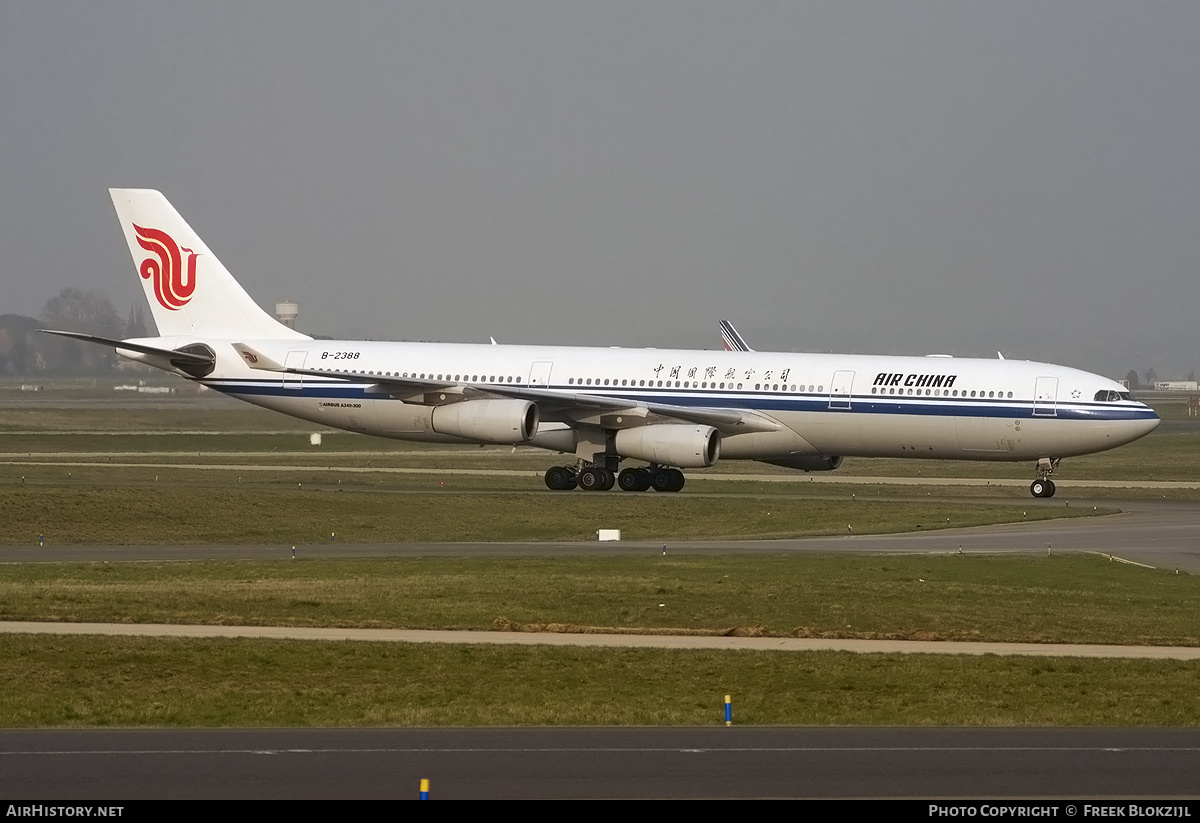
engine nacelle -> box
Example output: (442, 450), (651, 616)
(762, 455), (843, 472)
(615, 424), (721, 468)
(527, 423), (577, 453)
(431, 399), (538, 444)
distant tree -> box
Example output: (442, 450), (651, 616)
(1124, 370), (1140, 390)
(1144, 368), (1159, 387)
(1189, 370), (1196, 383)
(0, 314), (40, 374)
(124, 302), (149, 338)
(40, 288), (122, 338)
(39, 288), (123, 373)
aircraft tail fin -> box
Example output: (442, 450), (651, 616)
(720, 320), (754, 352)
(109, 189), (309, 341)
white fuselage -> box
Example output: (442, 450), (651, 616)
(141, 336), (1160, 466)
(99, 188), (1160, 498)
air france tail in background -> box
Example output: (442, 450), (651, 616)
(44, 189), (1160, 497)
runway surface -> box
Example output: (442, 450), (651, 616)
(2, 727), (1198, 799)
(3, 486), (1196, 800)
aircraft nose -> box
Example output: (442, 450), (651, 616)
(1129, 408), (1161, 439)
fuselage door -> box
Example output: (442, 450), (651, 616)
(528, 361), (553, 387)
(1033, 376), (1058, 417)
(829, 370), (855, 410)
(283, 350), (307, 389)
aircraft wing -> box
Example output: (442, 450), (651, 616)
(269, 365), (457, 392)
(485, 384), (781, 433)
(644, 399), (778, 432)
(237, 350), (779, 434)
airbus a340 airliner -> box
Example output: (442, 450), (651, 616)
(45, 189), (1159, 497)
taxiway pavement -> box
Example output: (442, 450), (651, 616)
(2, 496), (1197, 571)
(3, 727), (1198, 799)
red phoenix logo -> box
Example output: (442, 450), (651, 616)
(134, 224), (199, 310)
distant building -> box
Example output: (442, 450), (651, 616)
(1154, 381), (1200, 392)
(275, 301), (299, 329)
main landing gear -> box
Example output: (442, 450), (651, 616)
(544, 464), (685, 492)
(619, 466), (685, 492)
(1029, 457), (1060, 498)
(543, 465), (579, 490)
(1030, 479), (1056, 498)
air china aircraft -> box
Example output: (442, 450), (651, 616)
(46, 189), (1160, 498)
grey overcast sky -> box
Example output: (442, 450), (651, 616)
(2, 2), (1197, 378)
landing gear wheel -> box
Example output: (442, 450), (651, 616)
(618, 468), (652, 492)
(1030, 479), (1056, 498)
(579, 467), (615, 491)
(544, 466), (577, 491)
(652, 468), (685, 492)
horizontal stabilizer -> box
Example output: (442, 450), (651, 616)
(39, 329), (214, 365)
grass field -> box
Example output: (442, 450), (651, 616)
(1, 554), (1196, 644)
(2, 392), (1185, 545)
(2, 391), (1198, 484)
(2, 390), (1132, 544)
(0, 481), (1104, 544)
(1, 391), (1197, 728)
(2, 635), (1196, 727)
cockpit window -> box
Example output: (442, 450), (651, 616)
(1094, 390), (1126, 402)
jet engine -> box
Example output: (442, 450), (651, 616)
(431, 399), (538, 444)
(614, 424), (721, 468)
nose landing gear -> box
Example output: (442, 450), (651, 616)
(1030, 478), (1056, 498)
(1030, 458), (1060, 498)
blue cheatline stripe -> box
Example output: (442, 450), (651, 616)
(201, 379), (1157, 423)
